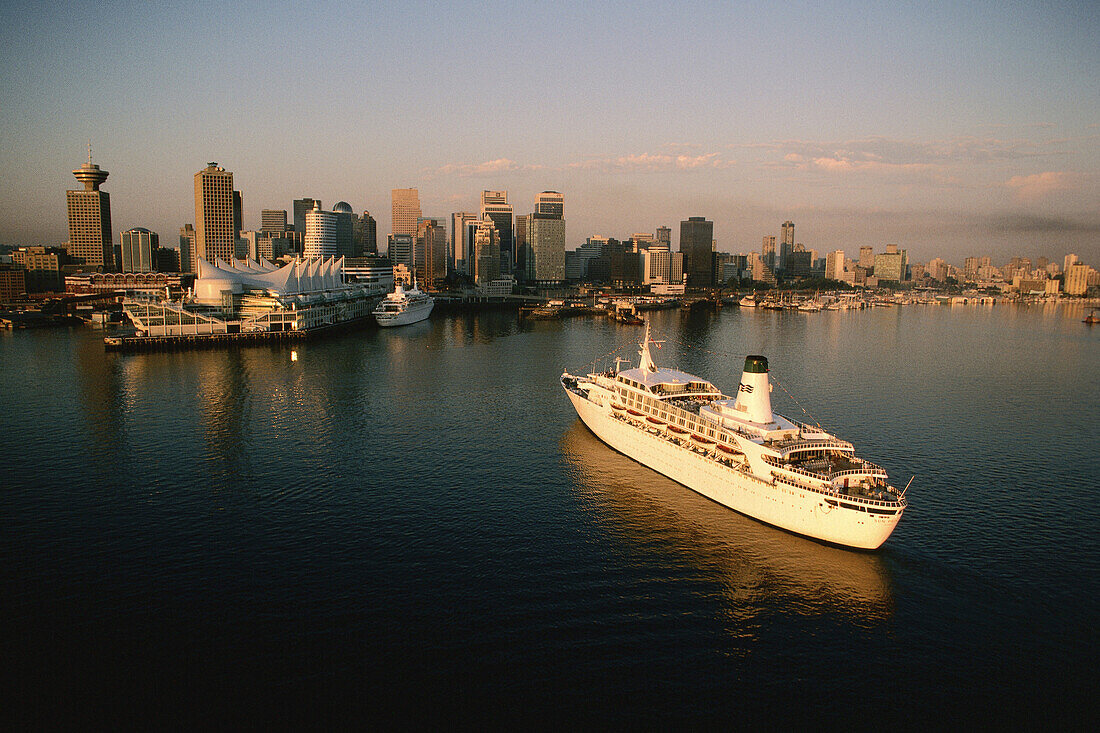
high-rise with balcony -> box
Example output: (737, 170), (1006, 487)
(66, 151), (114, 270)
(392, 188), (421, 242)
(194, 163), (238, 264)
(527, 191), (565, 284)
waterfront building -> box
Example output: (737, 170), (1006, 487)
(0, 268), (26, 304)
(392, 189), (421, 241)
(1065, 263), (1091, 295)
(293, 198), (320, 235)
(356, 211), (377, 255)
(825, 250), (845, 281)
(332, 202), (356, 257)
(66, 151), (114, 270)
(11, 246), (67, 292)
(120, 228), (160, 273)
(780, 221), (794, 271)
(65, 271), (192, 297)
(451, 212), (479, 275)
(415, 217), (447, 288)
(388, 233), (414, 269)
(305, 202), (339, 258)
(480, 191), (514, 273)
(343, 256), (394, 292)
(680, 216), (714, 287)
(526, 191), (565, 284)
(194, 163), (240, 264)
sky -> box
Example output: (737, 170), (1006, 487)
(1, 0), (1097, 265)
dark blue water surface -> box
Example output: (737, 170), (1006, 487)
(3, 304), (1097, 726)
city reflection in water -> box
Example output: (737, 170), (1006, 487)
(559, 421), (895, 623)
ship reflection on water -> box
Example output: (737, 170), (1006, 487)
(559, 421), (895, 624)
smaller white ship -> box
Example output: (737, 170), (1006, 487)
(739, 294), (758, 307)
(373, 279), (434, 327)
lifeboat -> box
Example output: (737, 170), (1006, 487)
(717, 443), (736, 454)
(646, 416), (664, 425)
(627, 408), (644, 416)
(692, 434), (713, 444)
(668, 425), (687, 434)
(611, 403), (626, 411)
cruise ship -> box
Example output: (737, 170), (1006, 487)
(373, 281), (434, 327)
(561, 324), (907, 549)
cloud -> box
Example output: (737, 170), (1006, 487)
(1004, 171), (1083, 201)
(984, 213), (1100, 234)
(430, 158), (542, 178)
(568, 151), (731, 173)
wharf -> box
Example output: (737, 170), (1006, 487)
(103, 317), (373, 353)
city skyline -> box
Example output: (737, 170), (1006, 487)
(0, 1), (1097, 263)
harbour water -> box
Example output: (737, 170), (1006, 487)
(3, 304), (1097, 726)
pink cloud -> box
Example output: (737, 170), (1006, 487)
(1005, 171), (1082, 201)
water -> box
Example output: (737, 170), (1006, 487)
(2, 304), (1097, 726)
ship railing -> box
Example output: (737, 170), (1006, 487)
(777, 438), (855, 455)
(763, 454), (889, 483)
(772, 473), (906, 509)
(829, 465), (888, 480)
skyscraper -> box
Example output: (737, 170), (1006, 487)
(480, 191), (513, 273)
(656, 226), (671, 247)
(120, 228), (159, 273)
(293, 198), (320, 234)
(825, 250), (845, 281)
(779, 220), (794, 271)
(679, 217), (714, 287)
(66, 150), (113, 270)
(514, 214), (528, 276)
(261, 209), (288, 232)
(304, 202), (339, 258)
(473, 216), (500, 286)
(451, 211), (478, 275)
(332, 201), (356, 257)
(356, 211), (377, 255)
(392, 188), (421, 242)
(527, 191), (565, 284)
(179, 224), (196, 273)
(415, 217), (447, 287)
(762, 235), (777, 270)
(194, 163), (238, 265)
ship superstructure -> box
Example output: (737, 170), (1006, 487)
(561, 323), (906, 549)
(372, 280), (434, 327)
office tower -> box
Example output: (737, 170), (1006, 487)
(762, 235), (777, 269)
(859, 246), (875, 269)
(526, 191), (565, 283)
(179, 224), (196, 273)
(480, 191), (513, 272)
(963, 257), (980, 281)
(157, 247), (181, 273)
(261, 209), (288, 232)
(515, 214), (529, 276)
(356, 211), (377, 255)
(1065, 263), (1090, 295)
(1063, 254), (1078, 274)
(528, 215), (566, 284)
(786, 250), (812, 278)
(388, 234), (414, 268)
(415, 217), (447, 287)
(120, 228), (159, 272)
(535, 191), (564, 217)
(927, 257), (947, 282)
(778, 220), (794, 271)
(825, 250), (845, 281)
(233, 191), (243, 252)
(392, 188), (421, 241)
(293, 198), (321, 234)
(332, 202), (356, 257)
(451, 212), (478, 275)
(679, 216), (714, 287)
(473, 216), (500, 286)
(304, 202), (339, 258)
(194, 163), (238, 265)
(66, 150), (114, 270)
(874, 249), (907, 282)
(656, 226), (671, 247)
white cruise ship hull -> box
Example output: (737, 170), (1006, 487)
(564, 387), (900, 550)
(374, 300), (434, 327)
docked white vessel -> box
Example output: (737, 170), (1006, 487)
(372, 281), (434, 327)
(561, 324), (907, 549)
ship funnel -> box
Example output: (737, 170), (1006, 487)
(733, 355), (774, 424)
